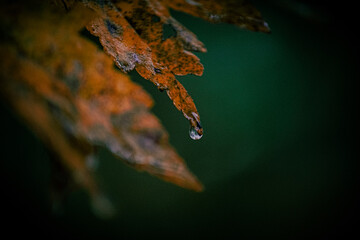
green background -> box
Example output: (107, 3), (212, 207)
(1, 1), (358, 238)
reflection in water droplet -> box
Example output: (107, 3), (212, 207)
(189, 126), (203, 140)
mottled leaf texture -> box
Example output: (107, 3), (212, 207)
(81, 0), (269, 138)
(0, 0), (269, 216)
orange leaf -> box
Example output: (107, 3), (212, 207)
(0, 0), (269, 216)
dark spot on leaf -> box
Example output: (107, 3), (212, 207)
(105, 19), (121, 36)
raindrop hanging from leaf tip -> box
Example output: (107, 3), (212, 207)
(189, 125), (203, 140)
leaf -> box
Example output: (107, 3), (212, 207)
(0, 0), (269, 216)
(81, 0), (269, 138)
(163, 0), (271, 32)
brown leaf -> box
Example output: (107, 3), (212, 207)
(0, 0), (206, 216)
(0, 0), (269, 215)
(83, 0), (205, 138)
(81, 0), (269, 139)
(162, 0), (271, 32)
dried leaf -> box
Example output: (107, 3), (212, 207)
(81, 0), (269, 139)
(0, 0), (208, 215)
(162, 0), (271, 32)
(0, 0), (269, 215)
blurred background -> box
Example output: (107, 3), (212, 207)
(1, 0), (358, 238)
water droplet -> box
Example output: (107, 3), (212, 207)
(189, 126), (203, 140)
